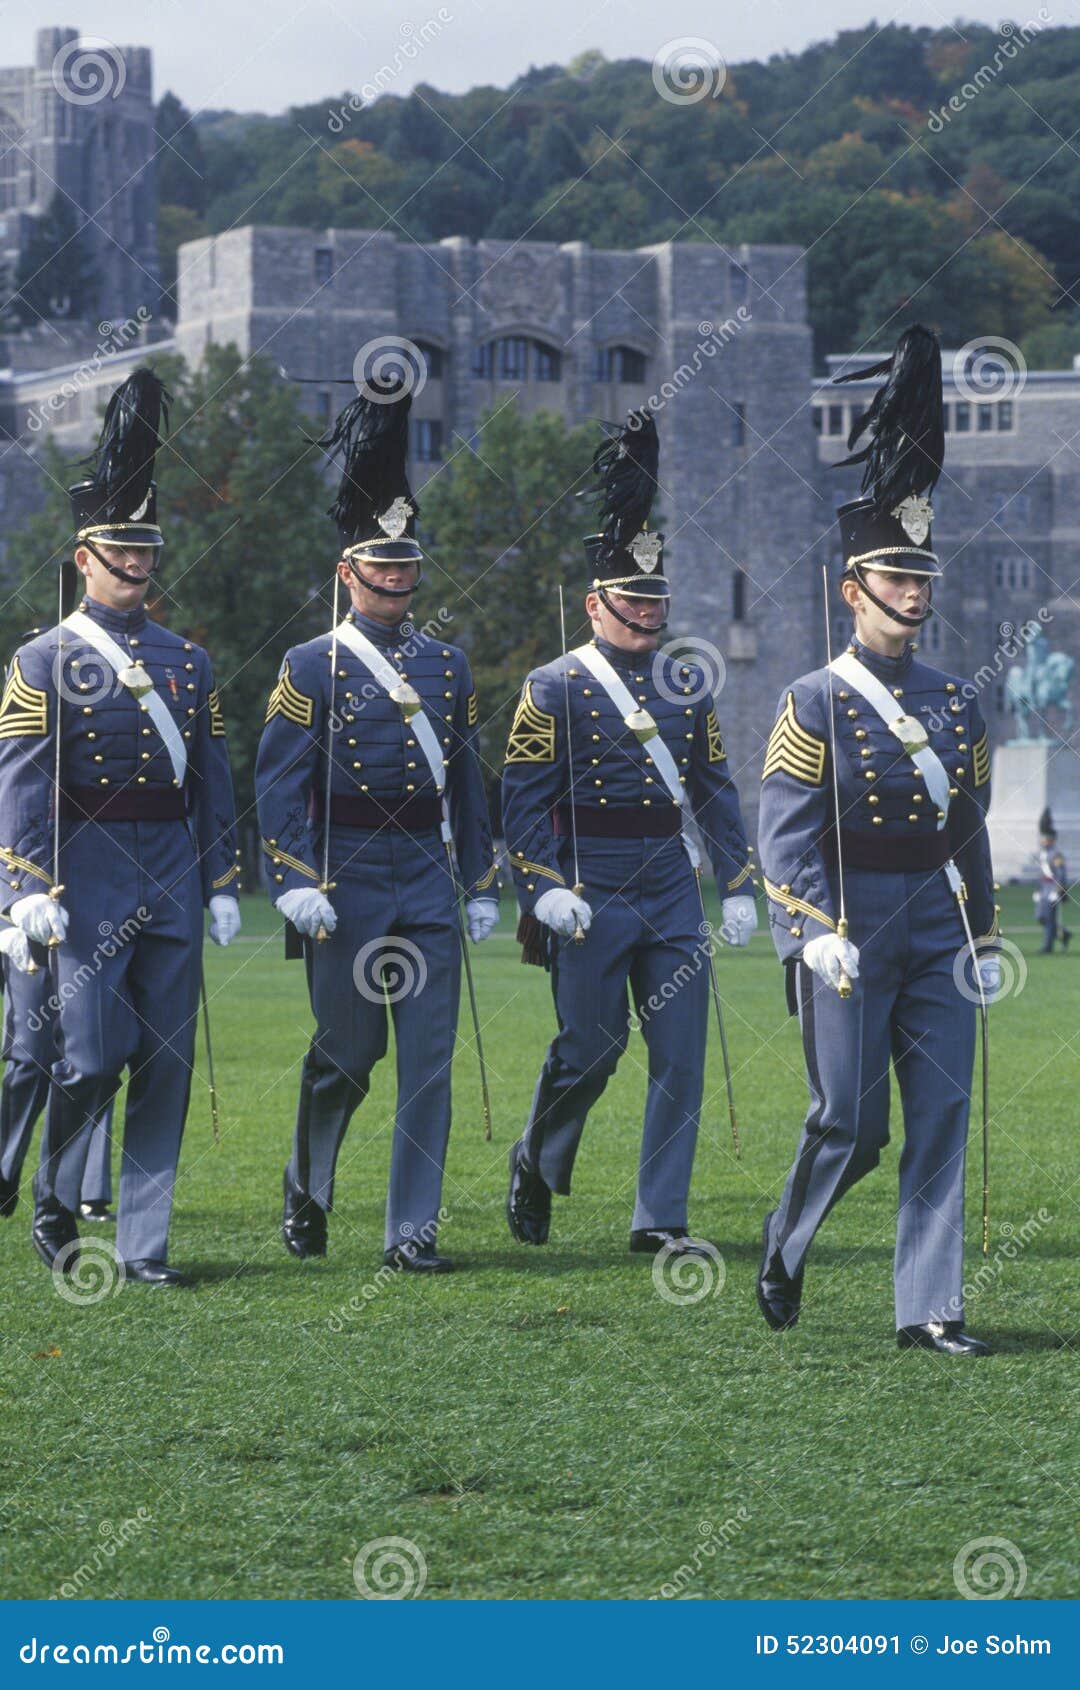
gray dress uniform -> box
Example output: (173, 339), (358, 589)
(758, 638), (999, 1329)
(757, 325), (999, 1345)
(0, 597), (240, 1265)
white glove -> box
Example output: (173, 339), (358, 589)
(720, 895), (757, 947)
(465, 898), (498, 943)
(10, 892), (68, 947)
(803, 932), (860, 988)
(977, 956), (1002, 1001)
(276, 886), (337, 938)
(208, 895), (242, 947)
(0, 924), (35, 974)
(534, 886), (592, 937)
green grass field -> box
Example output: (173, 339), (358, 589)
(0, 885), (1075, 1601)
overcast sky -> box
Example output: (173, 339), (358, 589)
(7, 2), (1074, 114)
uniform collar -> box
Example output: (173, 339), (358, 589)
(346, 608), (408, 649)
(849, 636), (914, 683)
(593, 635), (653, 674)
(79, 595), (148, 636)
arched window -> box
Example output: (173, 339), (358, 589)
(593, 345), (646, 384)
(413, 341), (444, 380)
(472, 336), (561, 382)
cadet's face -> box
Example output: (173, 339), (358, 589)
(340, 558), (418, 622)
(75, 543), (157, 610)
(586, 589), (667, 652)
(843, 569), (930, 648)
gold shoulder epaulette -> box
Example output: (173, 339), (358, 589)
(972, 730), (990, 788)
(762, 691), (825, 786)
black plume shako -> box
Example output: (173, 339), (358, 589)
(835, 324), (944, 511)
(313, 377), (420, 560)
(593, 408), (659, 560)
(584, 409), (666, 593)
(832, 325), (945, 581)
(69, 366), (170, 545)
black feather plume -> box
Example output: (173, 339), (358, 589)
(1039, 807), (1055, 836)
(85, 367), (169, 519)
(313, 378), (417, 539)
(833, 325), (944, 512)
(590, 409), (659, 561)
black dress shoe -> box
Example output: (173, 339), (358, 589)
(281, 1167), (327, 1259)
(123, 1258), (188, 1286)
(506, 1137), (551, 1245)
(78, 1200), (115, 1223)
(0, 1170), (18, 1218)
(756, 1209), (804, 1330)
(629, 1227), (714, 1256)
(383, 1241), (455, 1274)
(897, 1321), (990, 1356)
(32, 1198), (79, 1273)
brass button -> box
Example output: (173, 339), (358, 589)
(137, 775), (146, 785)
(946, 682), (956, 693)
(868, 795), (879, 806)
(583, 688), (592, 697)
(948, 786), (958, 797)
(908, 814), (918, 823)
(872, 816), (883, 825)
(847, 708), (857, 719)
(865, 771), (876, 781)
(141, 752), (150, 761)
(892, 687), (903, 698)
(860, 748), (872, 759)
(955, 767), (965, 778)
(913, 793), (923, 803)
(854, 728), (867, 740)
(838, 690), (849, 699)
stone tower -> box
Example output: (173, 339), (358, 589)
(0, 25), (157, 322)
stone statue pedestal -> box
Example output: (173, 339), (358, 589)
(988, 742), (1080, 879)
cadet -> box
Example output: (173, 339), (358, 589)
(256, 381), (499, 1273)
(502, 411), (756, 1255)
(756, 326), (1000, 1355)
(0, 369), (241, 1285)
(0, 605), (113, 1225)
(1035, 808), (1070, 953)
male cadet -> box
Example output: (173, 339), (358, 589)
(756, 325), (1000, 1355)
(502, 410), (756, 1255)
(255, 381), (499, 1273)
(0, 369), (241, 1286)
(0, 595), (113, 1225)
(1035, 808), (1070, 953)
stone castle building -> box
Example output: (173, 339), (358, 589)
(0, 25), (157, 322)
(3, 216), (1078, 855)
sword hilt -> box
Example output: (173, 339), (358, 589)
(837, 915), (852, 999)
(571, 883), (586, 945)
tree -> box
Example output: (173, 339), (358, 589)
(11, 194), (98, 324)
(2, 346), (332, 869)
(420, 402), (596, 812)
(155, 92), (209, 215)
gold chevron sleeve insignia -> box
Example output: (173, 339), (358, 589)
(467, 691), (478, 728)
(762, 692), (825, 786)
(209, 688), (227, 738)
(705, 707), (726, 763)
(972, 730), (990, 787)
(0, 657), (48, 740)
(505, 681), (555, 764)
(265, 660), (314, 729)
